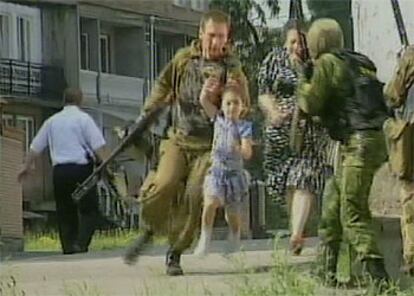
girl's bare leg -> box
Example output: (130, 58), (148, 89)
(193, 197), (221, 256)
(224, 205), (242, 253)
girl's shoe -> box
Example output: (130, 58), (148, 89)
(289, 235), (305, 256)
(225, 231), (241, 254)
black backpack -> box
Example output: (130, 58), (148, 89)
(323, 49), (389, 141)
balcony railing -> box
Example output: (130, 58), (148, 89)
(80, 70), (145, 106)
(0, 59), (65, 100)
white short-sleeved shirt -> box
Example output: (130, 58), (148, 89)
(30, 105), (106, 166)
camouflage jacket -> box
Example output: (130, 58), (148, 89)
(297, 51), (384, 141)
(385, 46), (414, 122)
(297, 52), (352, 123)
(143, 40), (250, 149)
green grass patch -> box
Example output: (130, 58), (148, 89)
(24, 229), (167, 252)
(234, 239), (414, 296)
(235, 242), (317, 296)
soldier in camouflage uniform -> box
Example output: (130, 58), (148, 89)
(123, 10), (250, 276)
(385, 45), (414, 275)
(297, 18), (389, 284)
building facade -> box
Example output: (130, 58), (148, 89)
(2, 0), (206, 215)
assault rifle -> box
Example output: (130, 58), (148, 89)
(390, 0), (410, 48)
(71, 107), (165, 202)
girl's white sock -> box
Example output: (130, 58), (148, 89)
(193, 226), (213, 256)
(226, 229), (241, 254)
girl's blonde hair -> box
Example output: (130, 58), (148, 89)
(221, 84), (244, 105)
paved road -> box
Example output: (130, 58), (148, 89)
(1, 238), (320, 296)
(1, 237), (411, 296)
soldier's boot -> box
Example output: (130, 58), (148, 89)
(123, 230), (153, 265)
(363, 258), (394, 294)
(166, 248), (184, 276)
(317, 242), (339, 286)
(363, 258), (389, 280)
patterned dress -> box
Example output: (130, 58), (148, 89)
(203, 114), (252, 206)
(258, 47), (332, 205)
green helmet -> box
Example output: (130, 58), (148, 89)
(307, 18), (344, 59)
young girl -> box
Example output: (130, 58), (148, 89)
(193, 82), (253, 256)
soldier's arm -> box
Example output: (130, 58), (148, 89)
(238, 72), (251, 117)
(298, 54), (336, 115)
(142, 60), (175, 114)
(385, 48), (414, 108)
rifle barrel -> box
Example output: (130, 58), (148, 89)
(71, 107), (163, 202)
(390, 0), (409, 47)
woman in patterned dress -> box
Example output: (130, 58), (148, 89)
(258, 21), (332, 254)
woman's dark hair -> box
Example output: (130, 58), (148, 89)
(281, 19), (307, 46)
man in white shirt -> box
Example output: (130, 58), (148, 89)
(18, 88), (107, 254)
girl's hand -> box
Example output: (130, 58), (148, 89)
(200, 77), (223, 104)
(232, 142), (242, 154)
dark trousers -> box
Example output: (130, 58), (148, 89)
(53, 163), (99, 254)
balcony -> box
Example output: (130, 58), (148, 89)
(80, 70), (145, 106)
(0, 59), (65, 100)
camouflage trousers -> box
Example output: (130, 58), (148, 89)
(400, 180), (414, 265)
(138, 137), (210, 253)
(318, 131), (387, 269)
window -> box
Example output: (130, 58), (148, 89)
(191, 0), (207, 11)
(155, 42), (176, 77)
(2, 114), (14, 128)
(80, 33), (90, 70)
(16, 17), (31, 61)
(3, 114), (35, 153)
(0, 15), (10, 58)
(100, 34), (110, 73)
(16, 115), (35, 153)
(174, 0), (190, 7)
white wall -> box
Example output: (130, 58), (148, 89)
(353, 0), (414, 82)
(0, 2), (41, 63)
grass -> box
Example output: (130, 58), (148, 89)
(63, 281), (106, 296)
(7, 234), (414, 296)
(24, 229), (167, 252)
(235, 240), (317, 296)
(233, 239), (414, 296)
